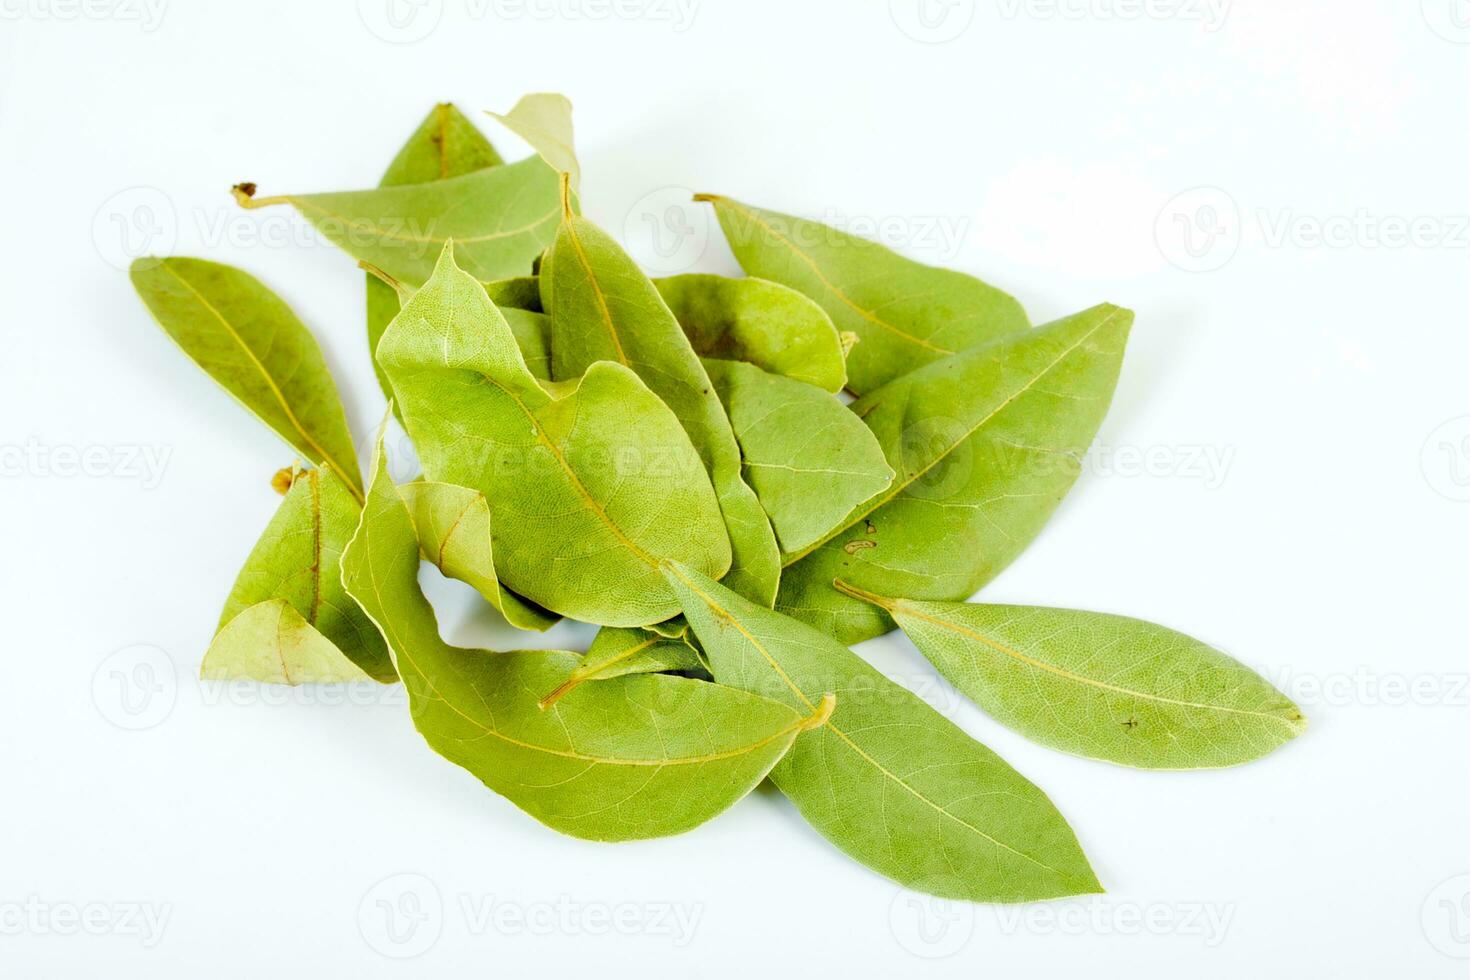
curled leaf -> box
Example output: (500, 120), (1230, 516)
(341, 440), (830, 841)
(203, 599), (371, 684)
(538, 626), (705, 709)
(398, 481), (558, 632)
(654, 274), (847, 392)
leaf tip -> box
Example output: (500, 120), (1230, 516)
(690, 193), (721, 205)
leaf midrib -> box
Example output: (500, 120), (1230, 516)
(781, 308), (1124, 567)
(157, 260), (363, 503)
(900, 602), (1303, 727)
(666, 565), (1077, 881)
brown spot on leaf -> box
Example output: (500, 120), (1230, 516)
(843, 539), (877, 555)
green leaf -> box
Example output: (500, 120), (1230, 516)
(203, 599), (371, 684)
(341, 441), (832, 842)
(541, 181), (781, 606)
(664, 563), (1100, 902)
(836, 585), (1307, 769)
(482, 276), (543, 312)
(654, 274), (847, 392)
(232, 153), (561, 285)
(487, 93), (580, 192)
(207, 466), (393, 682)
(373, 275), (553, 381)
(697, 195), (1029, 395)
(701, 358), (893, 554)
(499, 307), (552, 380)
(778, 304), (1133, 644)
(378, 243), (731, 627)
(368, 103), (505, 404)
(129, 256), (363, 499)
(398, 481), (558, 632)
(538, 626), (706, 709)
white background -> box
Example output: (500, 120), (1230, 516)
(2, 0), (1466, 975)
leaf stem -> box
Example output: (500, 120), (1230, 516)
(231, 183), (293, 209)
(359, 260), (414, 304)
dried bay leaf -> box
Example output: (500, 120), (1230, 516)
(665, 563), (1101, 902)
(541, 178), (781, 606)
(836, 585), (1307, 769)
(538, 626), (705, 709)
(397, 481), (557, 632)
(700, 358), (893, 554)
(378, 243), (731, 626)
(697, 195), (1029, 395)
(778, 304), (1133, 644)
(654, 274), (847, 392)
(367, 103), (505, 403)
(203, 599), (371, 685)
(204, 466), (392, 683)
(129, 256), (363, 499)
(341, 441), (832, 841)
(233, 153), (562, 285)
(486, 93), (579, 192)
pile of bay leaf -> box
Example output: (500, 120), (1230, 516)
(129, 95), (1305, 903)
